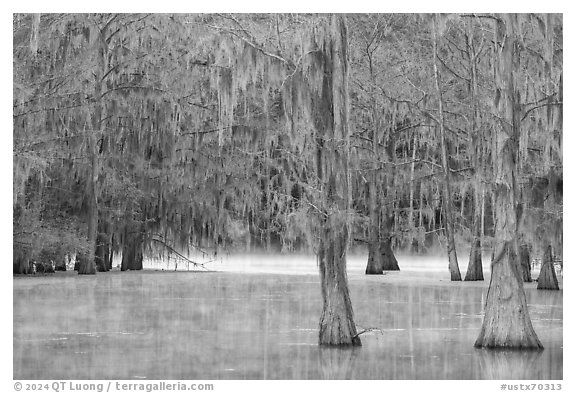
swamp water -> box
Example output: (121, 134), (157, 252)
(14, 255), (562, 379)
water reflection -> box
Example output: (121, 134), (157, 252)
(14, 270), (562, 379)
(477, 349), (543, 380)
(318, 348), (359, 379)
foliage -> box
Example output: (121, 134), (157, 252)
(13, 13), (563, 272)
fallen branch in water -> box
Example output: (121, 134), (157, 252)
(353, 327), (387, 339)
(150, 237), (213, 271)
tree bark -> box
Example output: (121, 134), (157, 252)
(365, 241), (383, 274)
(121, 228), (144, 271)
(409, 132), (418, 252)
(432, 14), (461, 281)
(78, 151), (98, 275)
(366, 229), (399, 273)
(464, 19), (484, 282)
(475, 15), (542, 349)
(365, 175), (383, 274)
(537, 245), (559, 290)
(318, 217), (361, 346)
(95, 222), (111, 272)
(380, 215), (400, 271)
(121, 241), (143, 271)
(106, 233), (115, 270)
(518, 243), (532, 283)
(79, 18), (108, 275)
(465, 191), (484, 281)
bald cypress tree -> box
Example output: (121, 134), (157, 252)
(474, 14), (542, 349)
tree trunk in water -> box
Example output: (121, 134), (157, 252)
(537, 245), (559, 290)
(79, 20), (108, 275)
(518, 243), (532, 283)
(365, 240), (383, 274)
(95, 221), (111, 272)
(121, 241), (143, 271)
(14, 255), (31, 274)
(380, 238), (400, 271)
(465, 236), (483, 281)
(380, 215), (399, 271)
(105, 233), (114, 271)
(465, 192), (484, 281)
(474, 241), (542, 348)
(365, 176), (383, 274)
(366, 234), (399, 272)
(408, 132), (418, 253)
(318, 219), (361, 346)
(78, 156), (97, 275)
(432, 15), (461, 281)
(464, 21), (484, 282)
(475, 15), (542, 349)
(121, 230), (144, 271)
(311, 15), (360, 346)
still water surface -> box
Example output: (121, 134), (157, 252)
(14, 255), (562, 379)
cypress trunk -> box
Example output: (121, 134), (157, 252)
(121, 231), (144, 271)
(366, 234), (399, 272)
(105, 233), (114, 271)
(537, 245), (559, 290)
(475, 15), (542, 349)
(380, 217), (399, 271)
(312, 15), (360, 346)
(432, 14), (461, 281)
(365, 177), (383, 274)
(95, 233), (109, 272)
(78, 157), (98, 275)
(465, 193), (484, 281)
(365, 240), (383, 274)
(79, 20), (108, 275)
(474, 241), (542, 348)
(465, 238), (483, 281)
(518, 243), (532, 283)
(318, 218), (361, 346)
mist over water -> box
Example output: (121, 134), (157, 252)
(14, 253), (562, 380)
(145, 251), (496, 277)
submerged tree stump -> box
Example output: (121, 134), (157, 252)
(537, 245), (559, 290)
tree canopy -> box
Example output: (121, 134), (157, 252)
(13, 13), (562, 275)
